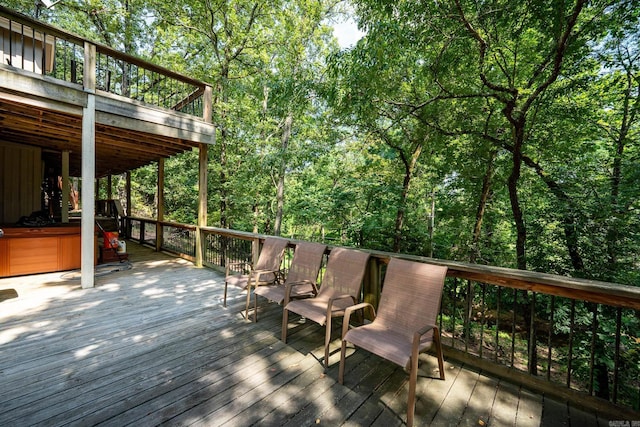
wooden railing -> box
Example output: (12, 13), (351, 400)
(0, 7), (205, 116)
(121, 217), (640, 419)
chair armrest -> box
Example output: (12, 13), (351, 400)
(287, 280), (318, 292)
(341, 302), (376, 339)
(226, 260), (251, 276)
(289, 280), (319, 292)
(411, 324), (441, 361)
(249, 268), (279, 289)
(283, 280), (319, 306)
(329, 294), (354, 304)
(416, 323), (438, 337)
(252, 268), (278, 276)
(325, 294), (357, 323)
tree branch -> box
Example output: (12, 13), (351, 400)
(453, 0), (517, 98)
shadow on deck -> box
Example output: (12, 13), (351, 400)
(0, 242), (611, 426)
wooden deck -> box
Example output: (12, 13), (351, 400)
(0, 242), (610, 426)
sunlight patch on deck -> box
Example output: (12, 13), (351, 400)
(74, 344), (100, 359)
(131, 335), (145, 343)
(69, 300), (104, 311)
(0, 326), (28, 345)
(97, 283), (122, 291)
(142, 287), (166, 296)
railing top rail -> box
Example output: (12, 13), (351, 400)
(132, 218), (640, 310)
(0, 6), (83, 44)
(397, 254), (640, 310)
(158, 220), (197, 230)
(201, 227), (640, 310)
(0, 6), (207, 89)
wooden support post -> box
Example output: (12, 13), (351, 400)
(195, 85), (213, 267)
(81, 41), (96, 289)
(107, 175), (112, 200)
(195, 144), (208, 267)
(125, 171), (131, 238)
(156, 158), (165, 252)
(61, 150), (69, 223)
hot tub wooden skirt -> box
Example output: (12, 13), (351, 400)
(0, 226), (95, 277)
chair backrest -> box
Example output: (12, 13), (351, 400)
(316, 247), (370, 301)
(254, 237), (289, 271)
(376, 258), (448, 339)
(285, 242), (327, 285)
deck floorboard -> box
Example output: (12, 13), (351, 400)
(0, 242), (609, 426)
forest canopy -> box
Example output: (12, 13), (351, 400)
(8, 0), (639, 284)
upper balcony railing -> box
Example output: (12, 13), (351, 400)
(124, 217), (640, 420)
(0, 6), (205, 116)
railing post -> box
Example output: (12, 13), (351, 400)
(124, 171), (131, 238)
(61, 150), (69, 223)
(362, 257), (380, 320)
(156, 158), (165, 252)
(252, 238), (260, 267)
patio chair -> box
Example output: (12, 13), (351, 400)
(253, 241), (327, 321)
(281, 247), (370, 368)
(338, 257), (448, 427)
(223, 237), (289, 321)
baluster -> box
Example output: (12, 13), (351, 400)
(495, 286), (501, 363)
(547, 296), (555, 381)
(589, 303), (598, 395)
(567, 299), (576, 388)
(613, 307), (622, 403)
(480, 283), (486, 359)
(511, 289), (517, 367)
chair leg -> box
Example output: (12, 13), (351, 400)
(223, 282), (228, 307)
(324, 316), (332, 369)
(338, 339), (348, 384)
(407, 354), (419, 427)
(253, 290), (259, 322)
(245, 285), (253, 322)
(282, 308), (289, 343)
(434, 330), (445, 380)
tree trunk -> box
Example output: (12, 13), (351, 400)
(253, 85), (269, 234)
(393, 144), (422, 252)
(465, 149), (496, 340)
(427, 189), (435, 258)
(217, 65), (229, 229)
(470, 149), (497, 264)
(517, 154), (585, 272)
(508, 124), (527, 270)
(252, 203), (259, 234)
(605, 64), (635, 274)
(274, 113), (292, 236)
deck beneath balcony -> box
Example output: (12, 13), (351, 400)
(0, 242), (610, 426)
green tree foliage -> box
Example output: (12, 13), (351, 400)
(340, 0), (639, 274)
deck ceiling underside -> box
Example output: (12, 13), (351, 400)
(0, 98), (198, 177)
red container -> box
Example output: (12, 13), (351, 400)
(103, 231), (119, 249)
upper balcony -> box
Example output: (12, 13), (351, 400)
(0, 6), (215, 178)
